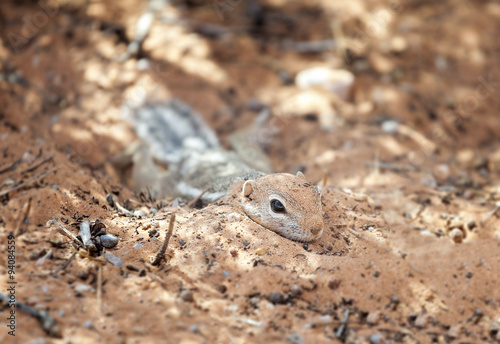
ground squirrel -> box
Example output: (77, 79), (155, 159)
(120, 99), (324, 242)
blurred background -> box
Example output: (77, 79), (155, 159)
(1, 1), (500, 343)
(1, 0), (499, 189)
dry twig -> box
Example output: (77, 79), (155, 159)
(187, 187), (210, 208)
(46, 218), (84, 248)
(97, 265), (103, 312)
(21, 155), (54, 175)
(151, 213), (176, 266)
(0, 168), (57, 198)
(14, 197), (31, 236)
(481, 202), (500, 225)
(0, 292), (62, 337)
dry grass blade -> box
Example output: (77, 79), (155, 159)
(187, 187), (210, 208)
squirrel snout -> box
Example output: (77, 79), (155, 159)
(310, 226), (323, 236)
(309, 217), (324, 237)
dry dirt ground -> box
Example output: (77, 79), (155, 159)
(1, 0), (500, 343)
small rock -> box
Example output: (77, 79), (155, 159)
(100, 234), (118, 248)
(249, 296), (260, 306)
(29, 248), (47, 260)
(390, 36), (408, 53)
(415, 313), (430, 328)
(328, 279), (341, 290)
(369, 333), (385, 344)
(449, 228), (464, 243)
(369, 52), (394, 74)
(286, 333), (304, 344)
(295, 67), (354, 100)
(227, 212), (242, 223)
(29, 338), (47, 344)
(74, 283), (93, 294)
(367, 311), (381, 325)
(133, 243), (144, 249)
(278, 69), (294, 85)
(82, 320), (93, 329)
(246, 99), (266, 112)
(216, 285), (227, 294)
(318, 315), (333, 324)
(467, 220), (477, 230)
(447, 325), (462, 338)
(268, 292), (285, 305)
(290, 284), (302, 296)
(180, 290), (194, 302)
(136, 58), (151, 71)
(381, 120), (400, 134)
(255, 247), (267, 256)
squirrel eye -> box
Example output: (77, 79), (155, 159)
(270, 199), (286, 213)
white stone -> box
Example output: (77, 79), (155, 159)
(295, 67), (354, 100)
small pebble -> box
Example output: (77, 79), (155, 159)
(449, 228), (464, 243)
(180, 290), (194, 302)
(227, 212), (242, 223)
(328, 279), (341, 290)
(290, 284), (302, 296)
(100, 234), (118, 248)
(369, 333), (385, 344)
(74, 283), (93, 293)
(295, 67), (354, 100)
(381, 120), (400, 134)
(268, 292), (285, 305)
(83, 320), (93, 329)
(133, 243), (144, 249)
(467, 220), (477, 230)
(29, 339), (47, 344)
(29, 248), (47, 260)
(255, 247), (267, 256)
(216, 285), (227, 293)
(246, 99), (266, 112)
(286, 333), (304, 344)
(367, 311), (381, 325)
(415, 313), (430, 328)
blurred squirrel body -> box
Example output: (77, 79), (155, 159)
(120, 99), (324, 242)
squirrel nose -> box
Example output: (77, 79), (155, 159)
(310, 227), (322, 236)
(310, 217), (324, 237)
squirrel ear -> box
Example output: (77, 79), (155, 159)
(296, 171), (306, 180)
(242, 180), (256, 198)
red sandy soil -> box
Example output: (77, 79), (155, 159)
(0, 0), (500, 343)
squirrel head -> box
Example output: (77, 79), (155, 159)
(240, 172), (324, 242)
